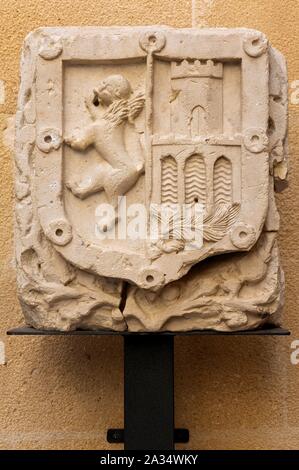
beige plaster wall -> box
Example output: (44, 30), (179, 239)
(0, 0), (298, 449)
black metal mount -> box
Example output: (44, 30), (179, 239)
(7, 325), (290, 450)
(107, 428), (189, 444)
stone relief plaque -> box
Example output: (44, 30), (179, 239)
(15, 27), (288, 331)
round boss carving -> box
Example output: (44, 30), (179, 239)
(139, 32), (166, 53)
(230, 223), (256, 249)
(243, 33), (268, 57)
(139, 267), (165, 289)
(46, 219), (72, 246)
(39, 37), (63, 60)
(244, 128), (268, 153)
(37, 128), (62, 153)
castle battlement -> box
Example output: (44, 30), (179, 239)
(171, 59), (223, 79)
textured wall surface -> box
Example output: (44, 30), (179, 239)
(0, 0), (298, 449)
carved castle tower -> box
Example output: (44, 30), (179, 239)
(170, 60), (223, 138)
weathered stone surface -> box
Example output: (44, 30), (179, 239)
(15, 26), (288, 331)
(124, 232), (283, 331)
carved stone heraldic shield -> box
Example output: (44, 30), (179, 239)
(15, 27), (288, 331)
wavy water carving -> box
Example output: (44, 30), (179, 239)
(161, 155), (178, 203)
(213, 156), (232, 205)
(184, 154), (206, 205)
